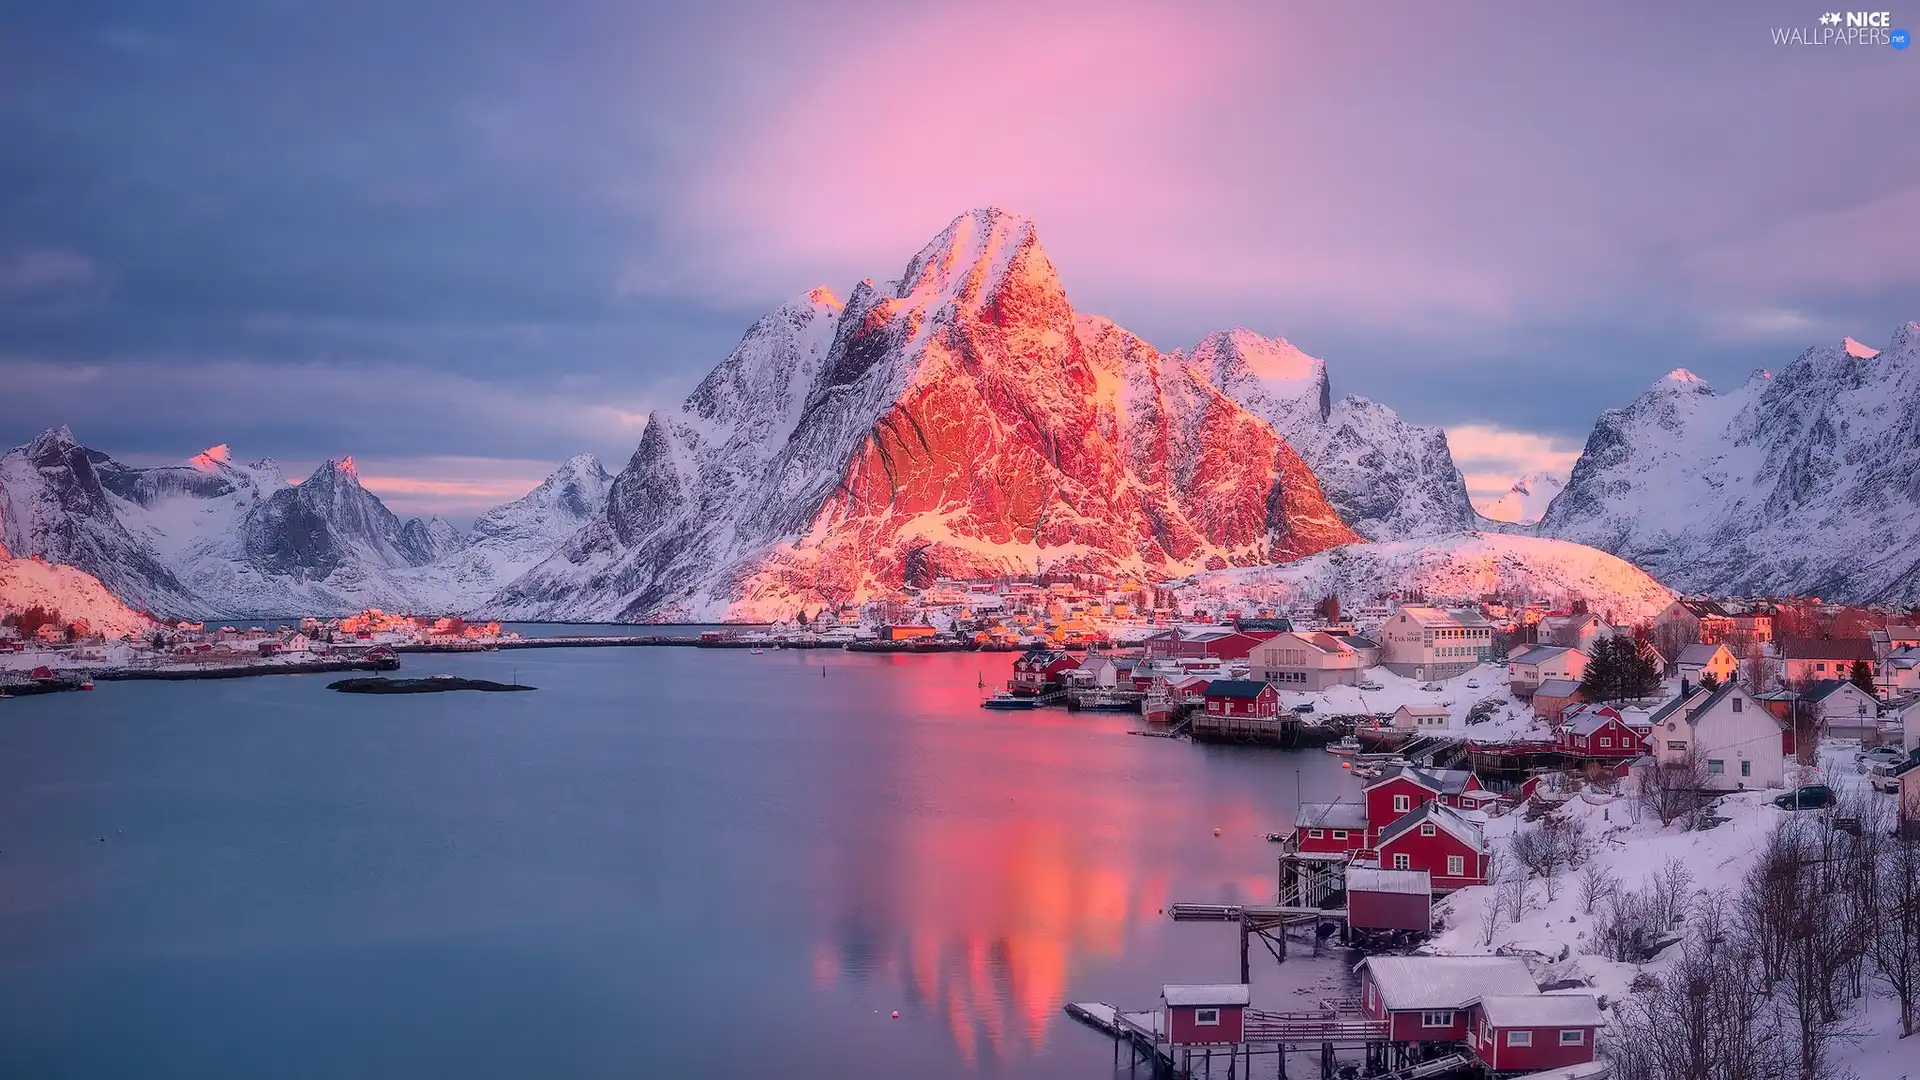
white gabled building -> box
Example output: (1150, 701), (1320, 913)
(1649, 683), (1788, 791)
(1381, 606), (1494, 680)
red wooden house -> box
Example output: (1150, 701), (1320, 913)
(1202, 679), (1279, 719)
(1009, 650), (1078, 695)
(1555, 704), (1646, 759)
(1361, 767), (1484, 840)
(1358, 955), (1538, 1043)
(1162, 984), (1248, 1045)
(1345, 867), (1432, 934)
(1369, 802), (1490, 892)
(1467, 994), (1604, 1072)
(1287, 801), (1370, 854)
(1145, 629), (1267, 662)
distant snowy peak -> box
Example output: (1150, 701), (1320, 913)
(471, 454), (610, 545)
(1539, 321), (1920, 603)
(1187, 331), (1476, 541)
(1477, 471), (1566, 525)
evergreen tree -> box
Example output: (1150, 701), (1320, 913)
(1579, 635), (1663, 703)
(1700, 671), (1721, 692)
(1849, 658), (1876, 695)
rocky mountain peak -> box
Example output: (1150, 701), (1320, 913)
(189, 444), (233, 471)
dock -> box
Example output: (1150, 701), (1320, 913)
(1067, 998), (1461, 1079)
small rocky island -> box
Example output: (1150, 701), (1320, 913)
(327, 676), (535, 694)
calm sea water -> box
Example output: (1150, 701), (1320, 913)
(0, 644), (1358, 1079)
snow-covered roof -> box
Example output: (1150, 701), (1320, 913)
(1476, 993), (1604, 1028)
(1297, 801), (1368, 830)
(1360, 956), (1535, 1011)
(1533, 679), (1582, 699)
(1510, 644), (1576, 666)
(1804, 678), (1870, 703)
(1162, 984), (1250, 1007)
(1366, 765), (1476, 795)
(1346, 867), (1430, 895)
(1566, 706), (1625, 736)
(1675, 643), (1730, 665)
(1396, 605), (1492, 629)
(1375, 801), (1488, 853)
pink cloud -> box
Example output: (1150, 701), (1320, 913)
(1446, 424), (1582, 505)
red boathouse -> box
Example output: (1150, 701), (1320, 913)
(1202, 679), (1279, 719)
(1162, 984), (1249, 1045)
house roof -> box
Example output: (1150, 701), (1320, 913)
(1395, 605), (1493, 630)
(1511, 644), (1577, 667)
(1676, 643), (1730, 666)
(1677, 598), (1732, 619)
(1366, 765), (1477, 796)
(1477, 994), (1604, 1028)
(1204, 679), (1270, 699)
(1566, 706), (1627, 736)
(1804, 679), (1871, 703)
(1360, 956), (1536, 1011)
(1346, 867), (1431, 895)
(1533, 679), (1582, 700)
(1162, 984), (1250, 1007)
(1296, 801), (1369, 831)
(1375, 801), (1488, 854)
(1394, 705), (1450, 718)
(1779, 636), (1877, 663)
(1334, 634), (1380, 651)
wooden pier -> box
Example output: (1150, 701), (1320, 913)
(1188, 712), (1304, 746)
(1066, 998), (1466, 1079)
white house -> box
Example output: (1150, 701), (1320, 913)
(1508, 645), (1589, 697)
(1893, 696), (1919, 755)
(1391, 705), (1452, 731)
(1673, 643), (1739, 687)
(1251, 631), (1366, 690)
(1877, 646), (1920, 699)
(1649, 684), (1787, 791)
(1381, 606), (1494, 680)
(1536, 612), (1614, 652)
(1803, 679), (1881, 741)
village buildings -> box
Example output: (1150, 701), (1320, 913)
(1672, 642), (1738, 687)
(1507, 645), (1588, 698)
(1649, 683), (1789, 791)
(1248, 631), (1366, 690)
(1779, 635), (1878, 687)
(1380, 606), (1494, 680)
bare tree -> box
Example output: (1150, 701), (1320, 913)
(1578, 858), (1618, 915)
(1638, 747), (1709, 828)
(1742, 638), (1779, 696)
(1648, 857), (1695, 930)
(1873, 829), (1920, 1037)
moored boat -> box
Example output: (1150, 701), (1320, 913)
(1325, 735), (1362, 756)
(981, 692), (1038, 710)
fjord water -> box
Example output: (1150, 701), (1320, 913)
(0, 644), (1356, 1079)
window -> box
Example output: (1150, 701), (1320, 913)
(1506, 1030), (1533, 1047)
(1367, 984), (1376, 1010)
(1708, 759), (1725, 774)
(1394, 795), (1411, 813)
(1560, 1029), (1586, 1045)
(1194, 1008), (1220, 1026)
(1667, 740), (1686, 751)
(1332, 830), (1348, 841)
(1732, 697), (1742, 713)
(1816, 662), (1827, 672)
(1308, 829), (1324, 839)
(1599, 736), (1612, 748)
(1448, 855), (1464, 875)
(1420, 823), (1437, 836)
(1741, 760), (1751, 777)
(1393, 853), (1411, 870)
(1420, 1011), (1454, 1028)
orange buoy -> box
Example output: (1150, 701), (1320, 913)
(1213, 828), (1221, 836)
(891, 1011), (900, 1019)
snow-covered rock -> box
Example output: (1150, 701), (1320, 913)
(1174, 532), (1676, 625)
(1538, 322), (1920, 604)
(0, 540), (158, 637)
(1477, 471), (1566, 526)
(1189, 328), (1479, 540)
(489, 208), (1359, 622)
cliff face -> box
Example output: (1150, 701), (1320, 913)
(493, 208), (1358, 621)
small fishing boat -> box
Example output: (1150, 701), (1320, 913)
(981, 692), (1038, 710)
(749, 647), (765, 655)
(1324, 735), (1362, 756)
(1078, 692), (1137, 713)
(80, 680), (96, 691)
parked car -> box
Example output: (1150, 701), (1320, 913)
(1357, 681), (1384, 692)
(1465, 678), (1480, 689)
(1773, 785), (1837, 811)
(1291, 702), (1315, 714)
(1870, 764), (1902, 794)
(1860, 746), (1904, 768)
(1421, 682), (1443, 692)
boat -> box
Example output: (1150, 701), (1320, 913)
(79, 680), (94, 691)
(981, 693), (1039, 710)
(749, 647), (765, 655)
(1078, 692), (1137, 713)
(1325, 735), (1362, 756)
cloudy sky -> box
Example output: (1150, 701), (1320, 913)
(2, 0), (1914, 519)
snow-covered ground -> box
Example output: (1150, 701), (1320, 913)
(1279, 661), (1546, 740)
(0, 544), (156, 638)
(1422, 737), (1914, 1077)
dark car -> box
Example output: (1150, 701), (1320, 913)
(1773, 785), (1837, 811)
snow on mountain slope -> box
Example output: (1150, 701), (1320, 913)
(1175, 532), (1676, 624)
(1537, 322), (1920, 604)
(0, 541), (157, 637)
(1190, 329), (1478, 540)
(0, 432), (608, 618)
(1477, 470), (1565, 525)
(490, 208), (1358, 622)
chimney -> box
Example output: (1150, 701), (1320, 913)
(1680, 676), (1691, 698)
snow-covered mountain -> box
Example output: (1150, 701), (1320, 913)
(1189, 329), (1478, 540)
(0, 432), (611, 618)
(0, 539), (158, 638)
(1175, 532), (1676, 625)
(1537, 324), (1920, 604)
(1477, 471), (1566, 526)
(491, 208), (1359, 622)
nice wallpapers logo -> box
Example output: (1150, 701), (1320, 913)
(1771, 10), (1910, 46)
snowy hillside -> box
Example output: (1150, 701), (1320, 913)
(490, 208), (1359, 622)
(1173, 532), (1676, 624)
(1190, 329), (1479, 540)
(1476, 470), (1565, 525)
(0, 541), (157, 637)
(1538, 323), (1920, 603)
(0, 432), (610, 618)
